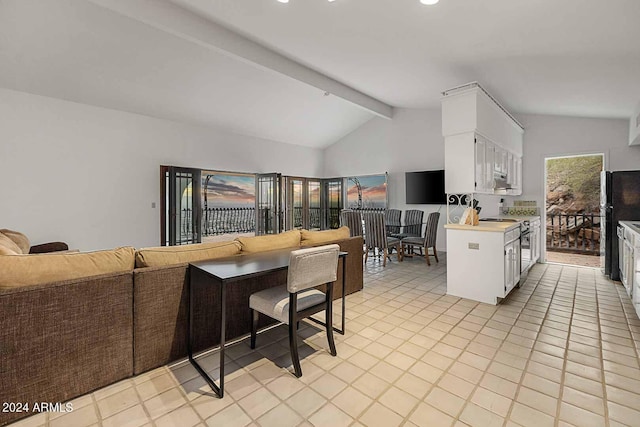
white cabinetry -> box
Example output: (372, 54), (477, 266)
(446, 223), (521, 305)
(620, 221), (640, 319)
(446, 133), (522, 195)
(504, 232), (521, 295)
(442, 83), (524, 196)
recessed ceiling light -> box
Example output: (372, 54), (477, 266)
(420, 0), (439, 4)
(277, 0), (289, 3)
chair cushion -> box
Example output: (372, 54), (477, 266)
(401, 237), (424, 246)
(249, 285), (326, 324)
(135, 241), (241, 268)
(0, 229), (30, 254)
(300, 227), (350, 246)
(387, 237), (401, 246)
(0, 247), (135, 289)
(0, 233), (21, 255)
(235, 230), (301, 254)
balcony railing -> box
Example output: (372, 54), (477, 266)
(180, 207), (256, 239)
(547, 213), (601, 255)
(180, 206), (347, 240)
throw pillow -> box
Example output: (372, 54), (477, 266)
(0, 229), (30, 254)
(0, 233), (21, 255)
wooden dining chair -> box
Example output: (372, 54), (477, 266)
(400, 212), (440, 265)
(249, 244), (340, 377)
(363, 211), (401, 266)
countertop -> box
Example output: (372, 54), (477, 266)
(444, 221), (521, 232)
(619, 221), (640, 239)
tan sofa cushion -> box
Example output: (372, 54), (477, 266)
(235, 230), (301, 253)
(0, 247), (135, 289)
(135, 241), (242, 268)
(301, 227), (350, 246)
(0, 229), (30, 254)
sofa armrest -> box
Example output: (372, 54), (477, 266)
(29, 241), (69, 254)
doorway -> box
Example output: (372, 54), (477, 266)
(544, 154), (604, 267)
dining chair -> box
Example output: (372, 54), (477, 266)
(393, 209), (425, 255)
(391, 209), (424, 239)
(249, 244), (340, 377)
(400, 212), (440, 265)
(340, 210), (363, 237)
(385, 209), (402, 236)
(363, 211), (401, 266)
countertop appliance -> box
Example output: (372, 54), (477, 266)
(601, 170), (640, 280)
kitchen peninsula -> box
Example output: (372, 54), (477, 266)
(445, 220), (522, 305)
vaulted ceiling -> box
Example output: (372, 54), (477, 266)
(2, 0), (639, 149)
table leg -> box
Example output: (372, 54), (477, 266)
(188, 268), (224, 398)
(340, 255), (346, 335)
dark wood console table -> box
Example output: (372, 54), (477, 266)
(188, 248), (348, 398)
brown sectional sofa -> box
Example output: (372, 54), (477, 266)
(0, 229), (363, 426)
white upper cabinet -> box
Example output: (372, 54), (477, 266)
(442, 83), (524, 195)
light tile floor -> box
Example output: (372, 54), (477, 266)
(10, 254), (640, 427)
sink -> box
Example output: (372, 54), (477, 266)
(479, 218), (519, 222)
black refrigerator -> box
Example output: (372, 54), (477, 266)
(602, 170), (640, 280)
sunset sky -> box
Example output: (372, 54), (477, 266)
(201, 173), (255, 207)
(346, 175), (387, 208)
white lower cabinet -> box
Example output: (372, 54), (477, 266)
(504, 238), (520, 295)
(446, 225), (521, 305)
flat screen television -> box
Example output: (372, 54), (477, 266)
(405, 170), (446, 204)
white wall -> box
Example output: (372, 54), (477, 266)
(0, 89), (323, 250)
(323, 108), (450, 250)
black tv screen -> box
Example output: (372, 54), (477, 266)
(405, 170), (446, 204)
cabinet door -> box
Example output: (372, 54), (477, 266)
(503, 150), (509, 175)
(493, 145), (502, 174)
(530, 229), (537, 264)
(516, 157), (522, 194)
(507, 152), (514, 185)
(513, 240), (521, 285)
(475, 138), (486, 192)
(504, 243), (513, 292)
(485, 141), (495, 189)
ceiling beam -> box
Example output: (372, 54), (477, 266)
(88, 0), (394, 119)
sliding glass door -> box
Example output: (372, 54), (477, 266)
(323, 178), (343, 229)
(256, 173), (282, 235)
(163, 166), (201, 246)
